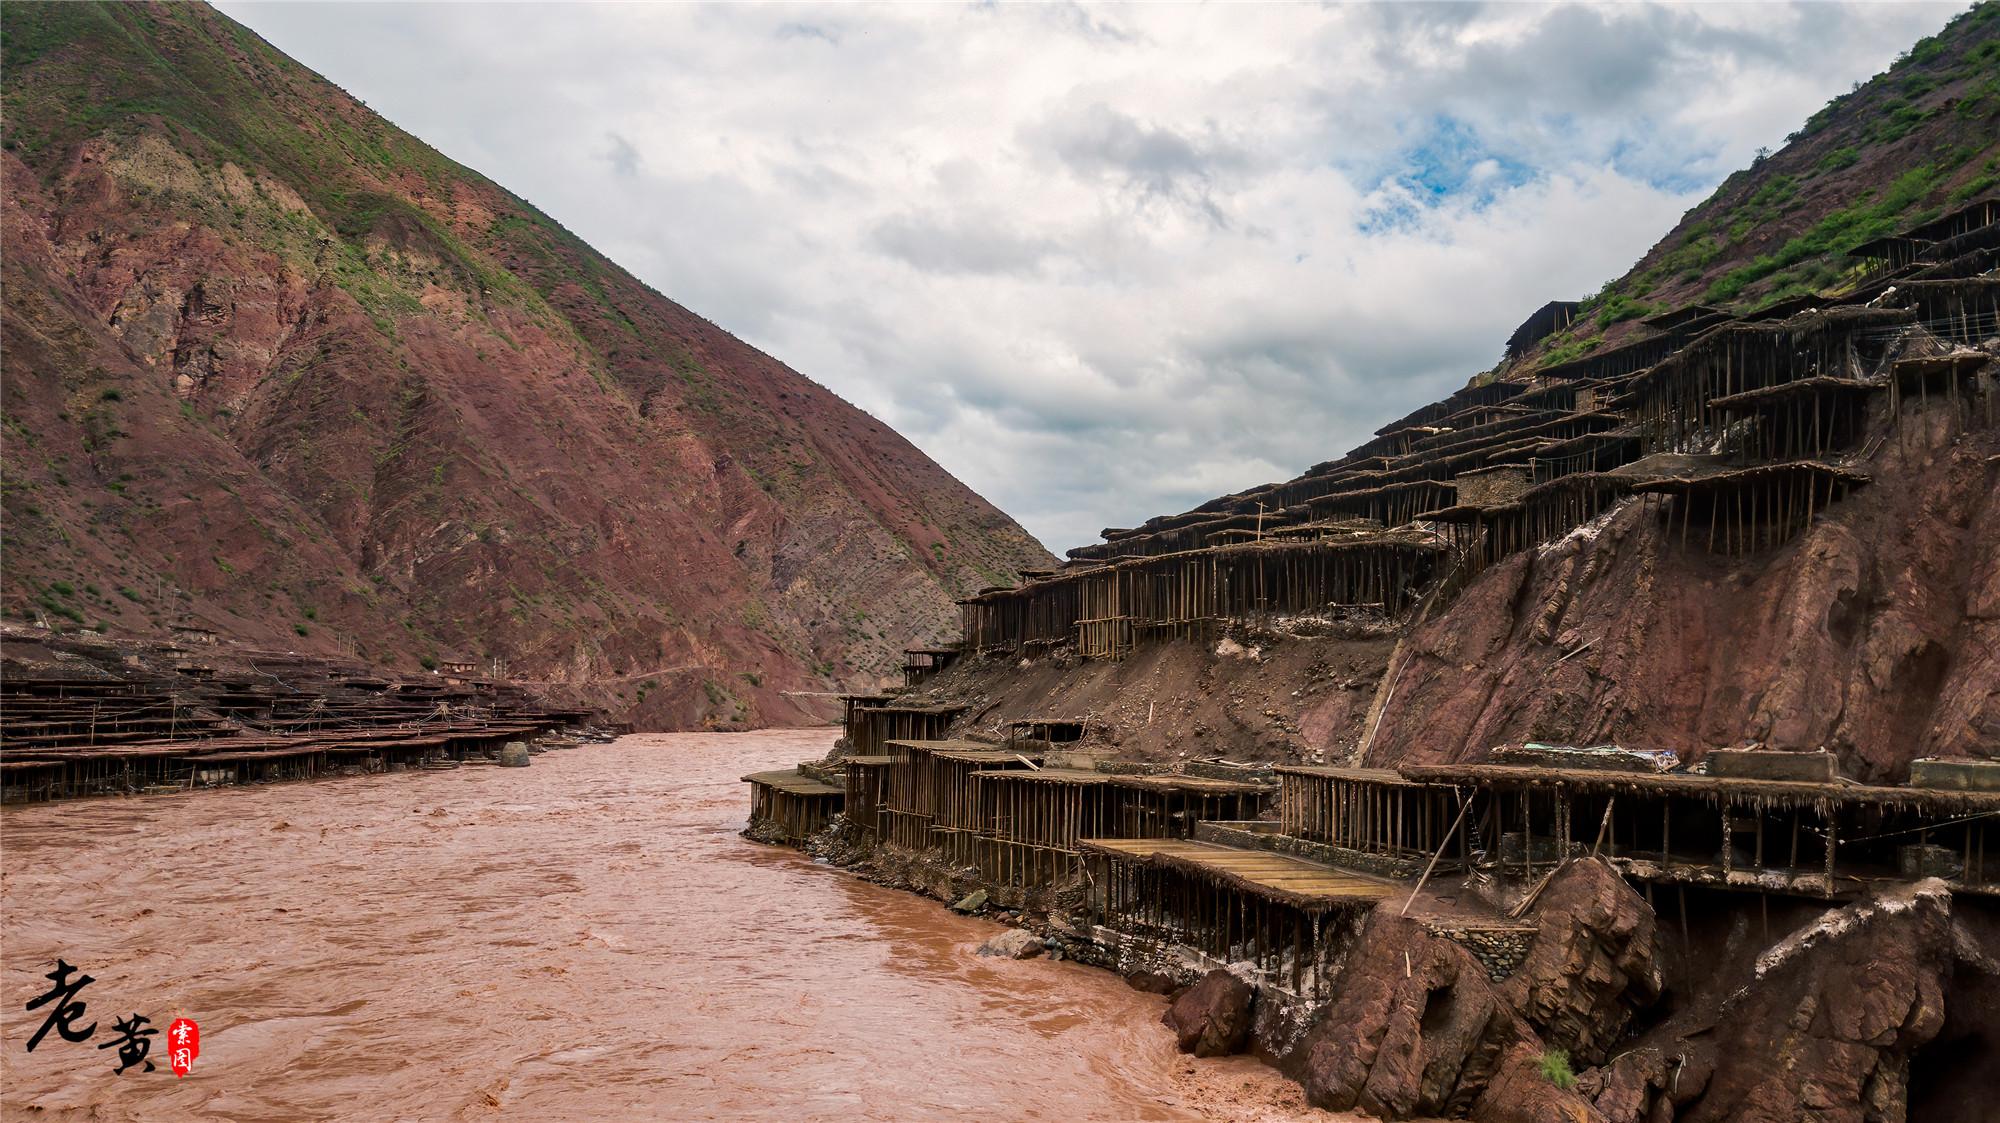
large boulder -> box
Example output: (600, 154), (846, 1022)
(1500, 858), (1662, 1066)
(976, 928), (1046, 960)
(1580, 1047), (1672, 1123)
(1471, 1041), (1609, 1123)
(1294, 862), (1992, 1122)
(1162, 969), (1255, 1057)
(1295, 912), (1519, 1118)
(1910, 899), (2000, 1122)
(1122, 969), (1180, 995)
(497, 741), (531, 767)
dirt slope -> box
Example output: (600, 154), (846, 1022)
(0, 2), (1053, 728)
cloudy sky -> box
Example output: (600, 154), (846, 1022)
(220, 1), (1962, 553)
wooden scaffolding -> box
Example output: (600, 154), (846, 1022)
(844, 703), (964, 757)
(1112, 774), (1276, 840)
(1277, 766), (1464, 864)
(880, 739), (1037, 864)
(843, 755), (893, 845)
(744, 769), (845, 845)
(1082, 837), (1392, 998)
(975, 768), (1119, 890)
(1400, 763), (2000, 899)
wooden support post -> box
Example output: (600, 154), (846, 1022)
(1590, 797), (1615, 857)
(1522, 789), (1533, 880)
(1401, 795), (1473, 917)
(1722, 810), (1733, 875)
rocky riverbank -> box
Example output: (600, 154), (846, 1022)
(796, 810), (2000, 1123)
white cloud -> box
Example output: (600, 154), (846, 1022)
(218, 0), (1967, 552)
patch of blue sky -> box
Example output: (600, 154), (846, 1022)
(1404, 116), (1538, 200)
(1353, 116), (1540, 234)
(1605, 133), (1721, 195)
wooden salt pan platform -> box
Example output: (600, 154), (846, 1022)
(1080, 837), (1396, 912)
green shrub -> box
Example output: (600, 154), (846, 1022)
(1905, 35), (1947, 66)
(1538, 1049), (1578, 1091)
(1746, 174), (1798, 211)
(1593, 294), (1655, 330)
(1873, 102), (1933, 144)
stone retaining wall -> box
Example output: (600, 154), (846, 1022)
(1423, 922), (1537, 982)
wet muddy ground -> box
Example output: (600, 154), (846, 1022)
(1, 731), (1344, 1121)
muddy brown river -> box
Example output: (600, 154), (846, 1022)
(2, 731), (1344, 1121)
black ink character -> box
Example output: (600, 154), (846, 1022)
(24, 959), (96, 1051)
(98, 1013), (157, 1074)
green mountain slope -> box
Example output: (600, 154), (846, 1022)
(1520, 3), (2000, 369)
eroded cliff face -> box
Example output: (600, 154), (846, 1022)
(0, 3), (1052, 727)
(1364, 400), (2000, 780)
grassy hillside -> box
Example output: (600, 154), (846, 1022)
(1522, 2), (2000, 369)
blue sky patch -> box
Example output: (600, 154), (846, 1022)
(1355, 115), (1541, 233)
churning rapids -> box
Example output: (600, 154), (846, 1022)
(1, 731), (1343, 1121)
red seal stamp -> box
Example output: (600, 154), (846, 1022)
(167, 1018), (199, 1078)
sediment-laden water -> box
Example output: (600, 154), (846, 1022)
(1, 731), (1334, 1121)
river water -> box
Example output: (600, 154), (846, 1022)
(1, 731), (1341, 1121)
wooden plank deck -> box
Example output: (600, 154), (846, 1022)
(1079, 837), (1399, 904)
(741, 769), (843, 797)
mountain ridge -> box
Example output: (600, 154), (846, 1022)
(0, 0), (1054, 727)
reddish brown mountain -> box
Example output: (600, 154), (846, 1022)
(0, 1), (1052, 727)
